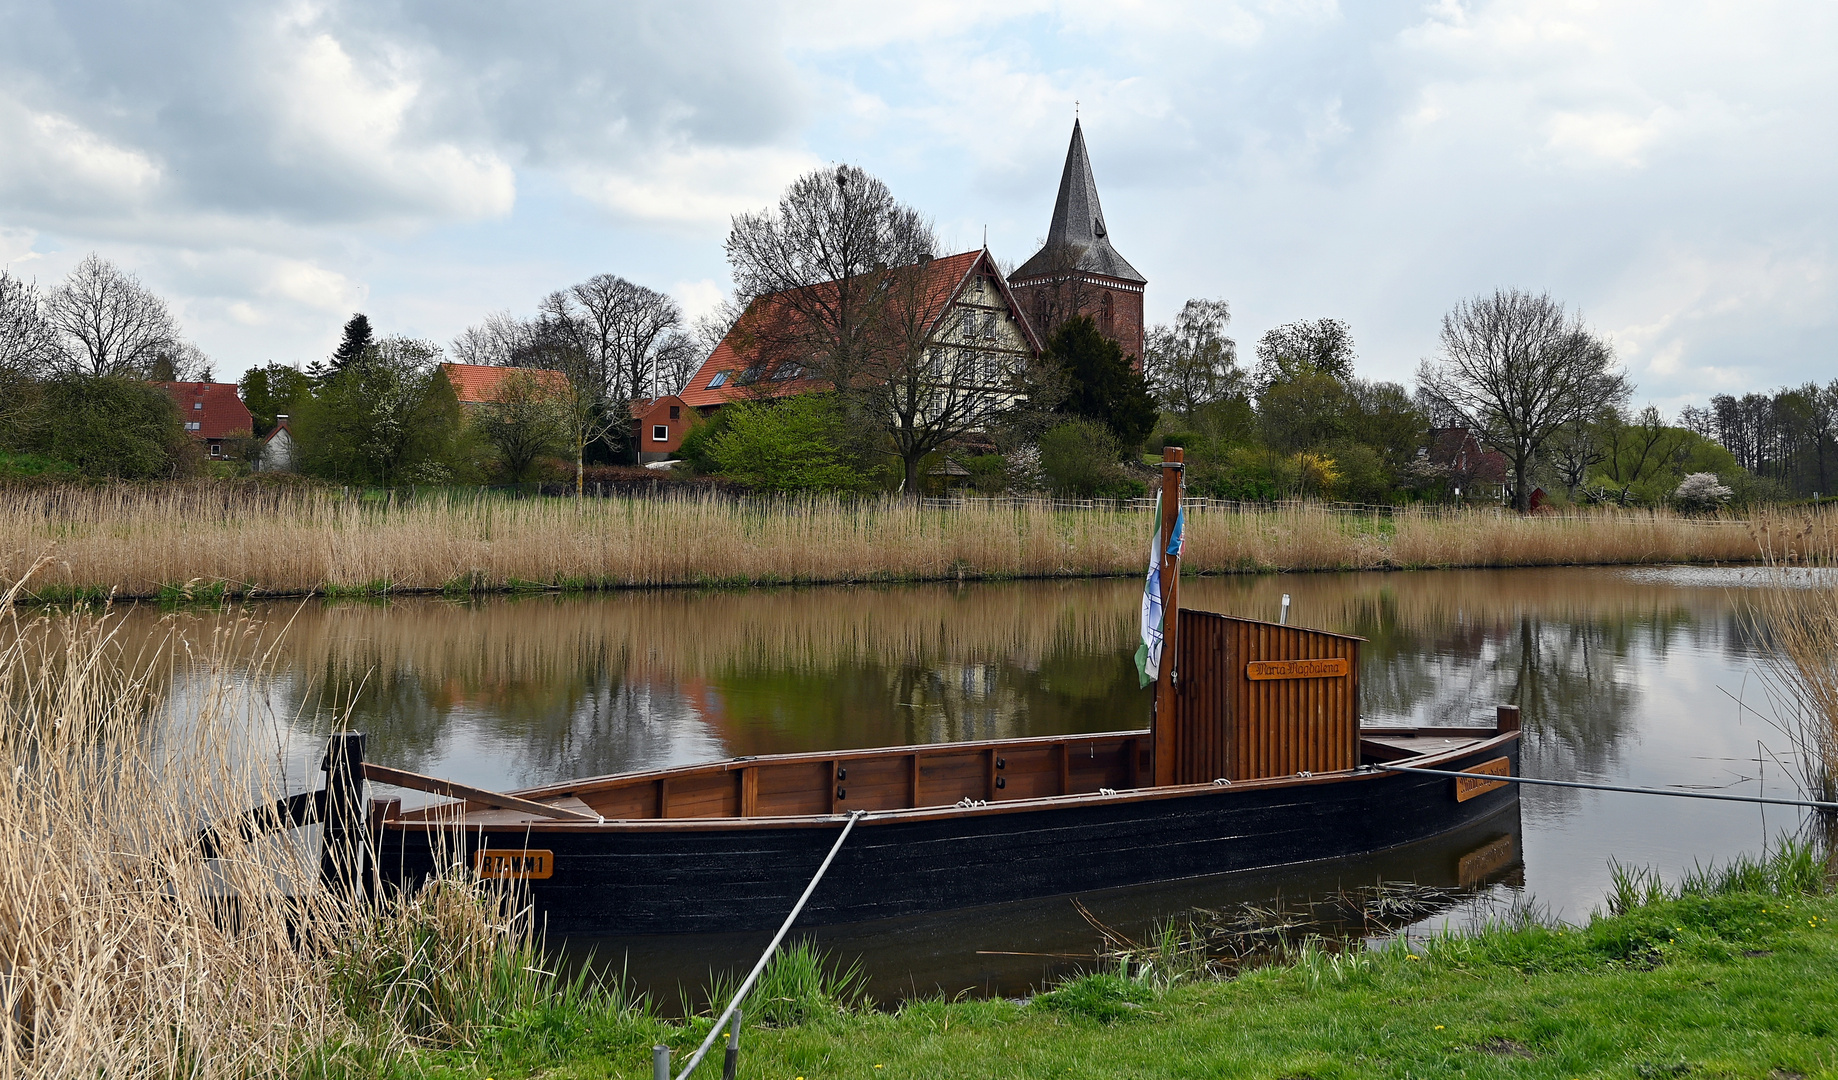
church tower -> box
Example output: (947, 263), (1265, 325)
(1009, 120), (1146, 361)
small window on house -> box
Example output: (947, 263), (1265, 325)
(668, 405), (680, 419)
(209, 442), (222, 457)
(775, 362), (802, 381)
(652, 425), (669, 442)
(707, 370), (730, 388)
(186, 422), (201, 431)
(193, 401), (203, 409)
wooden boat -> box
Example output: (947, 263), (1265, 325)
(305, 449), (1523, 937)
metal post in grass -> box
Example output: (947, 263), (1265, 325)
(721, 1008), (743, 1080)
(653, 1044), (670, 1080)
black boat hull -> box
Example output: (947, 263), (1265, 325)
(376, 739), (1518, 936)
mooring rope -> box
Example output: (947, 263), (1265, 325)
(1376, 762), (1838, 812)
(671, 809), (868, 1080)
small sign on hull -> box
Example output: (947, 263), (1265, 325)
(475, 848), (554, 880)
(1454, 758), (1512, 802)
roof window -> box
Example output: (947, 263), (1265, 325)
(707, 370), (730, 388)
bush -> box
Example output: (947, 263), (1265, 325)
(959, 453), (1007, 494)
(707, 395), (874, 493)
(28, 375), (197, 479)
(1321, 441), (1388, 503)
(1039, 419), (1142, 498)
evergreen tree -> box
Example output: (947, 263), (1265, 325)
(1046, 316), (1158, 452)
(311, 313), (375, 382)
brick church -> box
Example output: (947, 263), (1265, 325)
(1009, 118), (1147, 362)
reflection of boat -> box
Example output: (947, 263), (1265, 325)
(316, 451), (1523, 937)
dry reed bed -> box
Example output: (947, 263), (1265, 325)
(0, 486), (1784, 600)
(1747, 515), (1838, 809)
(0, 594), (338, 1076)
(0, 581), (562, 1077)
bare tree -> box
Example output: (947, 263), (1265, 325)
(1253, 318), (1355, 396)
(1417, 289), (1630, 513)
(450, 310), (535, 366)
(570, 275), (682, 403)
(725, 164), (934, 400)
(147, 341), (215, 382)
(870, 256), (1031, 492)
(1144, 298), (1241, 419)
(652, 329), (701, 396)
(513, 296), (619, 496)
(43, 254), (179, 377)
(1547, 416), (1607, 501)
(0, 270), (54, 378)
(726, 166), (1030, 493)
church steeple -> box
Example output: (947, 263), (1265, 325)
(1015, 119), (1145, 285)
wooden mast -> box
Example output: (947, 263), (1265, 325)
(1151, 446), (1184, 787)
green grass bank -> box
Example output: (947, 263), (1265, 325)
(314, 849), (1838, 1080)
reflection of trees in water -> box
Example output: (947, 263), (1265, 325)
(118, 567), (1759, 795)
(269, 592), (1145, 786)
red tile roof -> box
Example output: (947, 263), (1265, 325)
(440, 363), (570, 404)
(155, 382), (253, 439)
(680, 249), (1033, 409)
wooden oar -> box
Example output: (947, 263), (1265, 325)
(361, 763), (600, 822)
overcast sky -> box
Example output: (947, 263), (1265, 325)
(2, 0), (1833, 412)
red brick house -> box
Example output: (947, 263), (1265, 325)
(630, 394), (695, 462)
(155, 381), (253, 461)
(679, 247), (1040, 414)
(1008, 119), (1146, 362)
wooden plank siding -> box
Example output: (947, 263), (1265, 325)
(563, 733), (1148, 822)
(1170, 610), (1362, 784)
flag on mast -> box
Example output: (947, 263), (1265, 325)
(1134, 492), (1185, 687)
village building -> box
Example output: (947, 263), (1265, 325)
(1008, 119), (1147, 362)
(438, 362), (570, 406)
(630, 394), (695, 462)
(678, 247), (1039, 416)
(255, 415), (296, 473)
(154, 381), (253, 461)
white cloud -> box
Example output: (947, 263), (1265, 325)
(569, 144), (821, 226)
(672, 279), (727, 325)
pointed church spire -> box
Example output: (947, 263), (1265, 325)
(1015, 119), (1144, 285)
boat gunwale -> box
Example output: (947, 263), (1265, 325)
(382, 729), (1520, 834)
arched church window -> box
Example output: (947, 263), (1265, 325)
(1100, 291), (1114, 336)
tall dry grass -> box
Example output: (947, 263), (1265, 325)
(0, 567), (611, 1077)
(0, 485), (1778, 601)
(1746, 511), (1838, 809)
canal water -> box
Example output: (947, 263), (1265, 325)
(134, 565), (1823, 1005)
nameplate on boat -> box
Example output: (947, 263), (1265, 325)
(1245, 658), (1350, 681)
(1454, 758), (1512, 802)
(474, 849), (553, 880)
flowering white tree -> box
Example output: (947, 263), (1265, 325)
(1673, 472), (1733, 513)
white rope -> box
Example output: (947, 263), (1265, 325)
(673, 810), (867, 1080)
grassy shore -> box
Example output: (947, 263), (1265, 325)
(325, 848), (1838, 1080)
(4, 484), (1815, 602)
